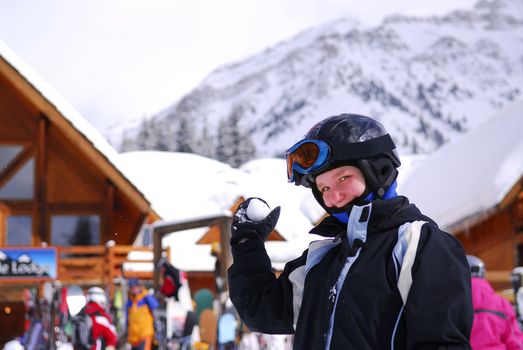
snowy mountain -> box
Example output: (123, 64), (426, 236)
(127, 0), (523, 160)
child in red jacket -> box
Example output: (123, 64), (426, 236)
(82, 287), (118, 350)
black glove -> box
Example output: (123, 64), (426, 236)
(230, 197), (281, 246)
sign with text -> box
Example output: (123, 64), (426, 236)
(0, 247), (57, 280)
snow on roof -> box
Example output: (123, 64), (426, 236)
(118, 152), (325, 239)
(238, 158), (325, 240)
(118, 152), (326, 271)
(0, 40), (145, 200)
(401, 99), (523, 230)
(117, 151), (241, 221)
(161, 227), (219, 271)
(395, 154), (428, 192)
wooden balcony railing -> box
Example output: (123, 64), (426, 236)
(56, 245), (107, 283)
(38, 249), (523, 303)
(56, 244), (169, 298)
(485, 270), (516, 302)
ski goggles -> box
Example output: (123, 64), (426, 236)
(285, 139), (331, 183)
(285, 134), (396, 184)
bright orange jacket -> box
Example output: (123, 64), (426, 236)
(126, 290), (158, 345)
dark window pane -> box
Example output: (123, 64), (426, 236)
(51, 215), (101, 246)
(0, 145), (23, 171)
(0, 158), (34, 199)
(6, 215), (32, 245)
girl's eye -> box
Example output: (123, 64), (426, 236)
(320, 186), (330, 193)
(340, 175), (349, 182)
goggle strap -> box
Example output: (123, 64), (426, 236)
(286, 134), (395, 183)
(331, 134), (396, 162)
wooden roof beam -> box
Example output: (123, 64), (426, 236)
(0, 57), (154, 216)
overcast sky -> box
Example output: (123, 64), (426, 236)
(0, 0), (476, 143)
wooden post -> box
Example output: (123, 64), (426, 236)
(36, 115), (48, 244)
(104, 181), (115, 244)
(153, 224), (163, 291)
(218, 217), (233, 292)
(151, 214), (232, 291)
(106, 242), (115, 299)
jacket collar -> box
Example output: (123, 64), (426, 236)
(310, 196), (425, 238)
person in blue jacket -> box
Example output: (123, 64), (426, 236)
(228, 113), (473, 349)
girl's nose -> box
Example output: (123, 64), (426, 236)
(326, 190), (345, 208)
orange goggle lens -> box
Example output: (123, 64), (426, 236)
(286, 142), (321, 179)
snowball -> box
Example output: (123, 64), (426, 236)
(246, 198), (271, 221)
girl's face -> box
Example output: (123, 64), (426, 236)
(315, 165), (366, 208)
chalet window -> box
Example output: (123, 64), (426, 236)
(6, 215), (32, 245)
(0, 145), (23, 168)
(142, 225), (152, 246)
(51, 215), (100, 246)
(0, 157), (34, 199)
(517, 244), (523, 266)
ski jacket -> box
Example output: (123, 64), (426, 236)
(228, 196), (473, 349)
(126, 290), (159, 345)
(84, 301), (118, 349)
(470, 277), (523, 349)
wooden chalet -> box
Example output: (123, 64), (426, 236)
(401, 100), (523, 295)
(0, 40), (161, 344)
(454, 179), (523, 293)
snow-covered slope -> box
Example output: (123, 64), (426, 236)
(150, 0), (522, 159)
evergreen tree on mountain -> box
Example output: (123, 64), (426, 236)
(120, 130), (138, 152)
(134, 117), (155, 150)
(216, 117), (235, 165)
(194, 120), (215, 158)
(216, 104), (256, 167)
(174, 115), (197, 153)
(152, 117), (175, 151)
(123, 116), (173, 152)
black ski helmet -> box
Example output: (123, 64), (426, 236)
(286, 114), (400, 212)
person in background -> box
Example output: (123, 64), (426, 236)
(228, 113), (473, 349)
(211, 241), (225, 295)
(511, 267), (523, 324)
(82, 287), (118, 350)
(467, 255), (523, 349)
(157, 258), (182, 301)
(20, 289), (45, 350)
(126, 279), (162, 350)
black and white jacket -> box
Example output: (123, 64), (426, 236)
(228, 196), (473, 349)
